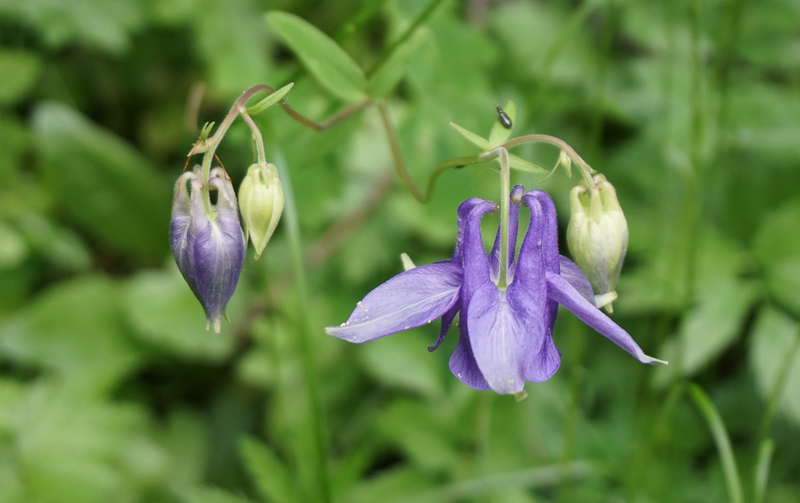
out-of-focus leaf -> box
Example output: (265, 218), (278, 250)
(12, 381), (162, 502)
(369, 29), (429, 98)
(750, 306), (800, 427)
(0, 116), (28, 179)
(344, 466), (437, 503)
(0, 0), (143, 53)
(123, 268), (234, 361)
(0, 379), (24, 434)
(0, 275), (141, 392)
(655, 230), (758, 385)
(448, 121), (490, 150)
(359, 330), (444, 398)
(239, 437), (295, 503)
(32, 102), (169, 259)
(14, 213), (91, 272)
(754, 197), (800, 317)
(0, 221), (27, 269)
(488, 100), (515, 147)
(677, 276), (757, 375)
(176, 486), (255, 503)
(374, 399), (459, 472)
(192, 0), (271, 95)
(266, 11), (368, 102)
(0, 51), (41, 105)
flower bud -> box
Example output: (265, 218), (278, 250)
(238, 162), (284, 259)
(170, 167), (246, 332)
(567, 174), (628, 313)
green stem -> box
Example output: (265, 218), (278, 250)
(502, 134), (594, 178)
(758, 324), (800, 440)
(191, 84), (272, 216)
(274, 153), (332, 503)
(753, 438), (775, 503)
(377, 101), (425, 201)
(366, 0), (448, 78)
(240, 113), (267, 165)
(687, 383), (744, 503)
(496, 147), (510, 289)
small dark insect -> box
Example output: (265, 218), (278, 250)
(496, 106), (512, 129)
(454, 165), (465, 169)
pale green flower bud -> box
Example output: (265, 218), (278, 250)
(567, 174), (628, 313)
(239, 162), (284, 259)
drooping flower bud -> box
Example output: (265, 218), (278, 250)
(567, 174), (628, 313)
(238, 162), (284, 259)
(170, 167), (246, 332)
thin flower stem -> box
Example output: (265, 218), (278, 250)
(240, 113), (267, 165)
(687, 383), (744, 503)
(192, 84), (272, 217)
(496, 147), (511, 289)
(274, 152), (332, 503)
(365, 0), (448, 78)
(280, 99), (373, 131)
(757, 324), (800, 440)
(501, 134), (595, 187)
(377, 101), (425, 201)
(753, 438), (775, 503)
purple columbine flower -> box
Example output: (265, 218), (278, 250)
(170, 167), (246, 333)
(326, 186), (665, 395)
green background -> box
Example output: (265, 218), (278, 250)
(1, 0), (799, 501)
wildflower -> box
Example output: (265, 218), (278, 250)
(326, 187), (664, 395)
(239, 162), (284, 258)
(567, 174), (628, 312)
(170, 167), (246, 332)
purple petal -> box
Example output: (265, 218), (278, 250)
(520, 191), (562, 351)
(428, 298), (459, 352)
(467, 282), (549, 394)
(447, 198), (498, 390)
(452, 198), (492, 265)
(558, 255), (595, 305)
(522, 190), (560, 273)
(193, 214), (246, 330)
(326, 262), (462, 343)
(546, 271), (667, 365)
(460, 199), (498, 298)
(449, 326), (490, 390)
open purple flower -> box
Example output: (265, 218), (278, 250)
(326, 187), (665, 395)
(170, 167), (246, 333)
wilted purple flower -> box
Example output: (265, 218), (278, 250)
(326, 186), (665, 395)
(170, 167), (246, 333)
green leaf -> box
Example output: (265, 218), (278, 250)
(239, 437), (295, 503)
(488, 100), (515, 147)
(12, 382), (162, 502)
(0, 220), (27, 269)
(0, 0), (144, 53)
(266, 11), (367, 102)
(0, 275), (141, 392)
(176, 486), (254, 503)
(448, 121), (491, 150)
(359, 330), (444, 398)
(678, 276), (758, 376)
(191, 0), (271, 95)
(245, 82), (294, 116)
(509, 153), (548, 174)
(32, 102), (169, 259)
(750, 306), (800, 427)
(123, 268), (234, 361)
(754, 197), (800, 317)
(0, 51), (42, 105)
(368, 29), (429, 97)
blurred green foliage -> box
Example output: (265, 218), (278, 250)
(1, 0), (799, 502)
